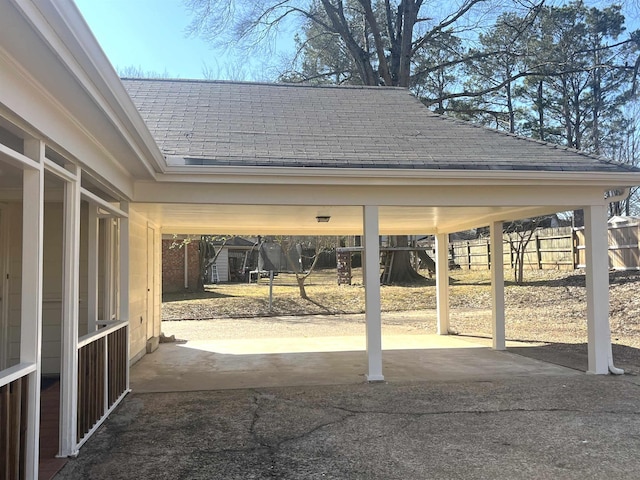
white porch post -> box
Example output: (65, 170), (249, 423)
(490, 221), (506, 350)
(87, 204), (99, 333)
(104, 219), (115, 322)
(584, 205), (610, 374)
(59, 166), (81, 457)
(363, 205), (384, 382)
(21, 139), (44, 480)
(436, 233), (450, 335)
(119, 202), (131, 389)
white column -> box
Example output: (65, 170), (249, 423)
(490, 221), (506, 350)
(87, 205), (99, 332)
(363, 205), (384, 382)
(436, 233), (450, 335)
(119, 202), (131, 389)
(104, 219), (114, 322)
(21, 139), (44, 480)
(59, 166), (81, 457)
(584, 205), (610, 374)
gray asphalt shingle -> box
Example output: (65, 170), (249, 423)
(122, 78), (634, 172)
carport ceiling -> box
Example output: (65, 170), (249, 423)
(132, 203), (571, 235)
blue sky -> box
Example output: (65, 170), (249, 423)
(73, 0), (291, 80)
(74, 1), (639, 82)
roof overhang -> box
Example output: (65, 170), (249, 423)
(132, 166), (640, 235)
(157, 165), (640, 187)
(0, 0), (168, 198)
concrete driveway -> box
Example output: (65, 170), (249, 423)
(53, 322), (640, 480)
(55, 374), (640, 479)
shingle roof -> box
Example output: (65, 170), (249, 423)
(121, 78), (635, 172)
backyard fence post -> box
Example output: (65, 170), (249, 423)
(487, 240), (491, 270)
(268, 271), (274, 312)
(572, 229), (578, 269)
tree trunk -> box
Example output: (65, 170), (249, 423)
(517, 252), (524, 284)
(321, 0), (378, 86)
(296, 275), (308, 300)
(562, 78), (574, 147)
(197, 238), (208, 292)
(386, 235), (426, 284)
(397, 1), (418, 87)
(506, 76), (515, 134)
(537, 80), (545, 141)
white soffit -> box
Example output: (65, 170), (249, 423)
(131, 203), (572, 236)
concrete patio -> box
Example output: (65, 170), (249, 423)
(130, 332), (579, 392)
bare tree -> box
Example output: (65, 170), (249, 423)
(184, 0), (540, 88)
(276, 236), (334, 299)
(169, 234), (229, 291)
(505, 217), (544, 284)
(118, 65), (173, 78)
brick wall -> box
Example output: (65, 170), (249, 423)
(162, 239), (200, 293)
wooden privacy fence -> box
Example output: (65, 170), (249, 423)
(450, 222), (640, 271)
(77, 321), (128, 446)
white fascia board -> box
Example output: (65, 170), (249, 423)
(0, 47), (134, 199)
(158, 165), (640, 189)
(10, 0), (165, 177)
(134, 180), (606, 207)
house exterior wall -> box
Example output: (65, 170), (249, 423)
(213, 249), (229, 283)
(162, 239), (199, 293)
(129, 210), (161, 363)
(162, 239), (235, 292)
(41, 202), (63, 375)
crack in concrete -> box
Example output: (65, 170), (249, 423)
(273, 411), (357, 448)
(248, 393), (283, 478)
(328, 405), (638, 417)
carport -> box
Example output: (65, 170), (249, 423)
(125, 78), (639, 379)
(3, 3), (640, 478)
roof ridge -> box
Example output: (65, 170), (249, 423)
(120, 77), (407, 91)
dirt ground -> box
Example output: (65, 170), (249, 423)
(161, 269), (640, 374)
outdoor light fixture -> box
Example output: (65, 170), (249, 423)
(316, 215), (331, 223)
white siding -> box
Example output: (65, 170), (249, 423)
(41, 202), (63, 375)
(215, 248), (229, 282)
(128, 209), (161, 363)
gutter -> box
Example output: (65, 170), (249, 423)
(604, 188), (630, 375)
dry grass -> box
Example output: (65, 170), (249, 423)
(162, 267), (640, 371)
